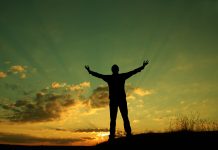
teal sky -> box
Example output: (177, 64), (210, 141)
(0, 0), (218, 146)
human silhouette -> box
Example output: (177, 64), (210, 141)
(85, 60), (149, 141)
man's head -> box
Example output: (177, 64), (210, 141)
(111, 64), (119, 74)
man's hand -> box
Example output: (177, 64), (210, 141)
(85, 65), (90, 72)
(142, 60), (149, 68)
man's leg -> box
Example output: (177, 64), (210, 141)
(109, 102), (118, 140)
(119, 99), (132, 136)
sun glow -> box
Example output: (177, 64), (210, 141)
(97, 132), (110, 137)
(94, 132), (109, 144)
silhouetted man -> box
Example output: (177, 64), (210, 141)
(85, 60), (149, 141)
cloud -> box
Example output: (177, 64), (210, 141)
(126, 84), (153, 97)
(74, 128), (109, 132)
(0, 103), (20, 113)
(0, 64), (29, 79)
(0, 71), (7, 78)
(51, 81), (90, 91)
(73, 128), (122, 138)
(88, 85), (153, 108)
(133, 88), (153, 96)
(0, 81), (90, 122)
(79, 82), (90, 87)
(89, 86), (109, 108)
(9, 65), (25, 73)
(126, 95), (136, 100)
(48, 127), (109, 135)
(0, 81), (93, 122)
(66, 81), (90, 91)
(0, 81), (152, 123)
(0, 132), (83, 145)
(51, 82), (65, 89)
(0, 92), (77, 122)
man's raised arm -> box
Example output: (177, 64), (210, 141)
(85, 65), (104, 79)
(123, 60), (149, 79)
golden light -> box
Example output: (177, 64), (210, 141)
(94, 132), (109, 144)
(97, 132), (110, 137)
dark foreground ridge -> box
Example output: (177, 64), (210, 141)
(0, 131), (217, 150)
(96, 131), (218, 149)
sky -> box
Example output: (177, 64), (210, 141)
(0, 0), (218, 146)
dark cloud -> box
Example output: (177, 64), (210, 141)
(52, 128), (69, 132)
(74, 128), (109, 132)
(50, 127), (109, 133)
(0, 81), (87, 122)
(0, 132), (83, 145)
(88, 84), (140, 108)
(1, 92), (76, 122)
(14, 100), (29, 107)
(0, 103), (20, 113)
(81, 137), (95, 140)
(89, 86), (109, 108)
(0, 104), (12, 110)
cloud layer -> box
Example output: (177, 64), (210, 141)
(0, 132), (83, 145)
(0, 81), (152, 123)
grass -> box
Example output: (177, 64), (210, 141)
(168, 112), (218, 132)
(95, 113), (218, 149)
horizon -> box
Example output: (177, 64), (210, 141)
(0, 0), (218, 146)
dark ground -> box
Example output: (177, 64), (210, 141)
(1, 131), (217, 150)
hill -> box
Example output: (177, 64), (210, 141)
(95, 131), (218, 149)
